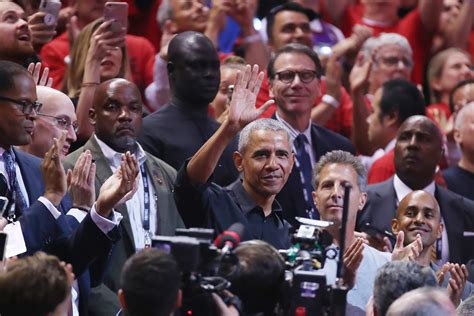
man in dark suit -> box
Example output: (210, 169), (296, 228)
(64, 78), (185, 315)
(267, 43), (355, 226)
(357, 115), (474, 264)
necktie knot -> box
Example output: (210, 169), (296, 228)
(294, 134), (308, 149)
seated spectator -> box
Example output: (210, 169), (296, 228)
(209, 56), (246, 123)
(363, 79), (425, 174)
(450, 79), (474, 114)
(392, 190), (472, 306)
(0, 252), (74, 316)
(19, 86), (77, 159)
(426, 48), (473, 128)
(65, 18), (127, 148)
(372, 261), (437, 316)
(443, 102), (474, 200)
(222, 240), (286, 315)
(358, 115), (474, 264)
(39, 0), (155, 95)
(386, 287), (456, 316)
(118, 248), (182, 316)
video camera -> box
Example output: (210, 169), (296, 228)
(152, 224), (243, 316)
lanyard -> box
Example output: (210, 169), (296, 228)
(140, 164), (150, 231)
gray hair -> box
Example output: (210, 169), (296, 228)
(157, 0), (173, 29)
(313, 150), (367, 192)
(456, 293), (474, 315)
(360, 33), (413, 62)
(238, 119), (290, 153)
(386, 287), (455, 316)
(374, 261), (437, 316)
(454, 102), (474, 130)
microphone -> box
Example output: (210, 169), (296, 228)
(214, 223), (245, 255)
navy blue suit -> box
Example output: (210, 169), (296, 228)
(13, 149), (117, 315)
(274, 122), (356, 226)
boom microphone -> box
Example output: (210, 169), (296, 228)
(214, 223), (245, 255)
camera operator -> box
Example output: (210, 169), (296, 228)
(118, 248), (239, 316)
(220, 240), (286, 316)
(311, 150), (422, 313)
(0, 252), (74, 316)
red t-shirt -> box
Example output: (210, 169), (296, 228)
(40, 32), (155, 95)
(126, 0), (162, 52)
(256, 71), (353, 139)
(338, 6), (433, 85)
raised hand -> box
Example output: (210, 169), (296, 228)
(41, 131), (68, 206)
(391, 231), (423, 261)
(226, 64), (274, 131)
(67, 150), (96, 211)
(87, 20), (126, 63)
(349, 52), (372, 94)
(343, 237), (364, 288)
(27, 62), (53, 87)
(96, 152), (139, 218)
(446, 263), (468, 307)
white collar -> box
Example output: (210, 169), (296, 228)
(393, 175), (436, 204)
(94, 135), (147, 169)
(275, 112), (312, 145)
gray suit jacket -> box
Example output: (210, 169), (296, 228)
(63, 136), (184, 315)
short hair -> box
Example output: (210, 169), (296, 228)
(386, 287), (455, 316)
(373, 261), (437, 316)
(267, 43), (322, 81)
(378, 79), (426, 124)
(238, 118), (290, 153)
(224, 240), (286, 314)
(120, 248), (181, 316)
(456, 293), (474, 315)
(449, 78), (474, 113)
(222, 55), (246, 70)
(427, 48), (471, 104)
(361, 33), (413, 62)
(454, 101), (474, 130)
(157, 0), (172, 29)
(313, 150), (367, 192)
(0, 252), (69, 316)
(0, 60), (31, 95)
(265, 2), (316, 43)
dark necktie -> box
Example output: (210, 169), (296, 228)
(294, 134), (318, 219)
(3, 149), (27, 217)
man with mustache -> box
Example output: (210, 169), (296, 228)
(19, 86), (77, 159)
(174, 64), (294, 249)
(357, 115), (474, 265)
(64, 78), (184, 314)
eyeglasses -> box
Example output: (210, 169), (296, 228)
(275, 70), (318, 84)
(376, 56), (413, 68)
(37, 113), (79, 133)
(0, 96), (42, 115)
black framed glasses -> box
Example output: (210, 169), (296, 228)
(37, 113), (79, 133)
(275, 70), (318, 84)
(0, 96), (43, 115)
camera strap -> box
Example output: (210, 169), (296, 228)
(140, 164), (152, 247)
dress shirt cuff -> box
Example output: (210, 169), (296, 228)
(67, 208), (88, 223)
(38, 196), (62, 219)
(90, 203), (123, 234)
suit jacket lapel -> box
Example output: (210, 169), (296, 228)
(14, 149), (43, 204)
(86, 137), (136, 251)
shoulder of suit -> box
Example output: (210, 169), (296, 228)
(367, 177), (394, 194)
(145, 152), (177, 178)
(436, 184), (474, 209)
(310, 123), (355, 152)
(15, 149), (42, 166)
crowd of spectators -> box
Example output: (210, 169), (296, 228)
(0, 0), (473, 315)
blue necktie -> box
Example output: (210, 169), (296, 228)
(294, 134), (318, 219)
(3, 149), (27, 217)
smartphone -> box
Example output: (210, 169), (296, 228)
(0, 232), (7, 262)
(39, 0), (61, 26)
(104, 2), (129, 33)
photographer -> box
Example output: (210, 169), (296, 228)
(118, 248), (239, 316)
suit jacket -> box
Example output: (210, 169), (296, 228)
(64, 136), (185, 315)
(357, 177), (474, 264)
(274, 121), (355, 226)
(13, 149), (116, 316)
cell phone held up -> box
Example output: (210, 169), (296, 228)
(104, 2), (129, 35)
(39, 0), (61, 26)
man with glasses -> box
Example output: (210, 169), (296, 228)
(19, 86), (78, 159)
(267, 43), (354, 226)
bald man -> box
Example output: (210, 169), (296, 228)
(63, 78), (184, 315)
(19, 86), (77, 159)
(392, 190), (473, 306)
